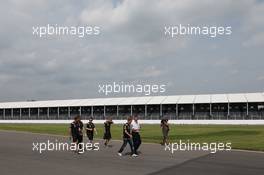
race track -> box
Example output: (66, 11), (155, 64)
(0, 131), (263, 175)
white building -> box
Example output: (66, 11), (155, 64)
(0, 92), (264, 122)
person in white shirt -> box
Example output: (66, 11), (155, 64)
(131, 115), (141, 155)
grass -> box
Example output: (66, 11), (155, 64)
(0, 124), (264, 151)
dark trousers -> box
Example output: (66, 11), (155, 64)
(77, 135), (83, 150)
(132, 132), (141, 154)
(118, 138), (134, 154)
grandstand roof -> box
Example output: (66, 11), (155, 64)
(0, 92), (264, 109)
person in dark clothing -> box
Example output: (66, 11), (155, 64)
(118, 117), (138, 157)
(86, 117), (97, 143)
(160, 118), (170, 146)
(69, 115), (83, 153)
(103, 117), (113, 146)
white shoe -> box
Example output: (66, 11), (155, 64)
(118, 153), (122, 156)
(132, 154), (138, 157)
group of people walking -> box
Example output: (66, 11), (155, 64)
(69, 115), (169, 157)
(69, 115), (114, 152)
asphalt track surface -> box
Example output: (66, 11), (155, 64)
(0, 131), (263, 175)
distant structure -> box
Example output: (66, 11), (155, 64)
(0, 92), (264, 120)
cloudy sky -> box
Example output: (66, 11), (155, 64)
(0, 0), (263, 102)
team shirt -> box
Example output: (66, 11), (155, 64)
(86, 122), (95, 134)
(123, 123), (132, 138)
(104, 121), (113, 133)
(70, 121), (83, 136)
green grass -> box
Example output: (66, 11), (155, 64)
(0, 124), (264, 151)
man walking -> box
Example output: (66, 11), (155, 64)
(161, 118), (169, 146)
(86, 117), (97, 144)
(69, 115), (84, 154)
(118, 117), (138, 157)
(131, 115), (141, 156)
(103, 117), (114, 147)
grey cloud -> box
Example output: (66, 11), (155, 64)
(0, 0), (263, 102)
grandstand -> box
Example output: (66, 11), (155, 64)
(0, 92), (264, 120)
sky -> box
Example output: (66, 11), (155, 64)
(0, 0), (263, 102)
